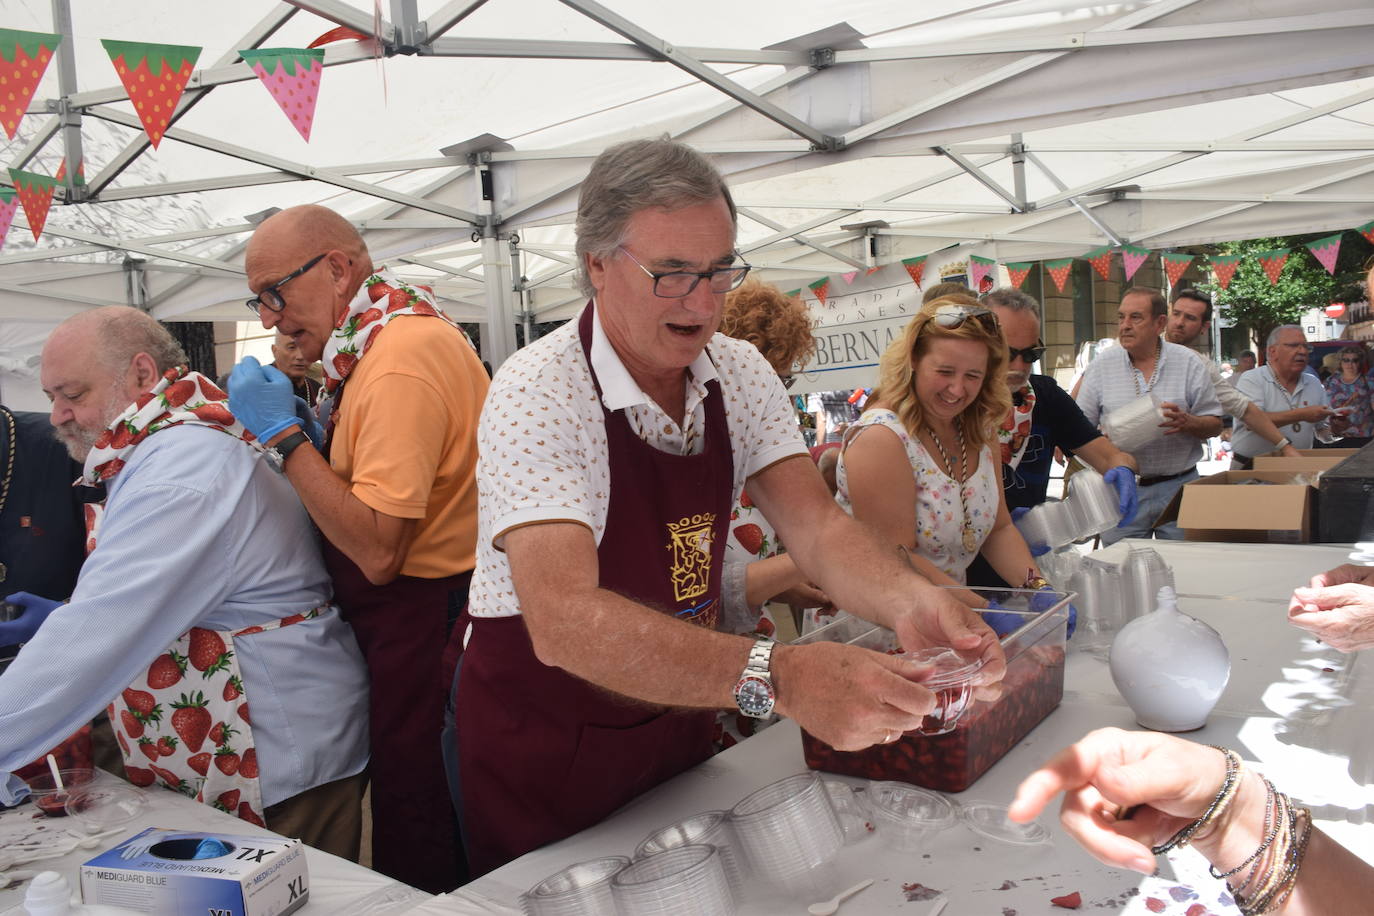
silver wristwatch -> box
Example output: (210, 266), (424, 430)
(732, 639), (776, 719)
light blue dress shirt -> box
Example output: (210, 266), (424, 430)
(0, 425), (368, 808)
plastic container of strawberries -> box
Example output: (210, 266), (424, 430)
(793, 587), (1071, 793)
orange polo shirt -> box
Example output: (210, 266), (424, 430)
(328, 315), (489, 578)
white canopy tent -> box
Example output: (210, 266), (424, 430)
(2, 0), (1373, 407)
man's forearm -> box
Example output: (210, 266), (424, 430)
(1241, 402), (1295, 447)
(1182, 414), (1223, 439)
(1075, 436), (1137, 475)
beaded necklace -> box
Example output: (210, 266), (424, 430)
(924, 419), (978, 553)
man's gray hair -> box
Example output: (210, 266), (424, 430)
(93, 306), (188, 375)
(574, 138), (736, 298)
(1266, 324), (1303, 348)
(980, 287), (1039, 313)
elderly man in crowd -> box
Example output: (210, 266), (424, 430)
(1076, 287), (1223, 544)
(0, 307), (368, 856)
(1162, 289), (1303, 469)
(230, 206), (488, 892)
(269, 328), (322, 407)
(452, 138), (1004, 874)
(1231, 325), (1333, 463)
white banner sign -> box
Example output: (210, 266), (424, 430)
(791, 266), (924, 396)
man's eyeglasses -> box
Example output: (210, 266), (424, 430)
(929, 304), (999, 333)
(1276, 342), (1313, 354)
(619, 246), (750, 298)
(1007, 343), (1046, 363)
(245, 253), (327, 315)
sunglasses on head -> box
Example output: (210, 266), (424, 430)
(1007, 343), (1046, 363)
(929, 304), (999, 333)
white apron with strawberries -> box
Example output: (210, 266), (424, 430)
(80, 367), (302, 827)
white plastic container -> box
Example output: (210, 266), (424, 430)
(1109, 586), (1231, 731)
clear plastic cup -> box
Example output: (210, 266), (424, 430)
(521, 855), (628, 916)
(1065, 468), (1122, 538)
(1121, 545), (1175, 621)
(22, 767), (95, 818)
(1101, 393), (1166, 454)
(729, 772), (843, 894)
(823, 780), (873, 843)
(897, 647), (982, 736)
(64, 782), (147, 832)
(611, 844), (734, 916)
(635, 811), (748, 896)
(866, 782), (955, 851)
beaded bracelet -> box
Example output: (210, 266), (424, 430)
(1152, 746), (1242, 854)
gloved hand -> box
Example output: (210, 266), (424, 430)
(228, 356), (300, 443)
(981, 598), (1024, 638)
(293, 396), (324, 449)
(1010, 506), (1051, 557)
(1029, 585), (1077, 639)
(1104, 466), (1139, 527)
(0, 592), (63, 648)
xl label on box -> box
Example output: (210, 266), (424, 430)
(82, 828), (308, 916)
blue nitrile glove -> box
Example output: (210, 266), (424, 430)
(0, 592), (62, 648)
(981, 598), (1024, 638)
(228, 356), (300, 443)
(1104, 466), (1139, 527)
(293, 396), (324, 449)
(1010, 506), (1051, 557)
(1030, 585), (1077, 639)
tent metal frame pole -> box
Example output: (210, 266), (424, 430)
(49, 0), (84, 203)
(735, 207), (865, 269)
(556, 0), (833, 149)
(286, 0), (388, 40)
(423, 36), (799, 65)
(1023, 152), (1124, 247)
(421, 0), (490, 41)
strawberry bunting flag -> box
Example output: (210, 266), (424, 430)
(1208, 254), (1243, 290)
(1256, 248), (1290, 286)
(969, 255), (995, 290)
(1005, 262), (1033, 289)
(808, 277), (830, 307)
(901, 256), (927, 288)
(0, 29), (61, 140)
(1304, 233), (1342, 275)
(7, 169), (57, 240)
(54, 158), (84, 185)
(239, 48), (325, 141)
(1160, 252), (1194, 287)
(0, 188), (17, 248)
(1044, 258), (1074, 292)
(1083, 246), (1114, 281)
(1119, 245), (1151, 282)
(101, 40), (202, 148)
(1359, 220), (1374, 247)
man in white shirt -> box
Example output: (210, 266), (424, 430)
(1162, 289), (1302, 469)
(453, 138), (1004, 874)
(1076, 287), (1224, 544)
(1233, 326), (1333, 458)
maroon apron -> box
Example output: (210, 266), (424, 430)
(455, 304), (734, 876)
(322, 384), (470, 894)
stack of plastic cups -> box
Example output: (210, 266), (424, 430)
(1101, 392), (1166, 454)
(611, 845), (735, 916)
(1069, 555), (1121, 657)
(729, 772), (844, 901)
(823, 781), (873, 844)
(635, 811), (748, 902)
(1121, 545), (1175, 621)
(1064, 468), (1123, 539)
(521, 856), (628, 916)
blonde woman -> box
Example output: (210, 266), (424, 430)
(836, 297), (1043, 608)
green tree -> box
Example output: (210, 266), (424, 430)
(1198, 233), (1372, 361)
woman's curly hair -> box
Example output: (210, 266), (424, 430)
(720, 278), (817, 373)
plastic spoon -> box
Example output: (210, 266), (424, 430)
(807, 879), (874, 915)
(45, 754), (64, 793)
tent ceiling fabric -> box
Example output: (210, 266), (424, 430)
(1, 0), (1372, 370)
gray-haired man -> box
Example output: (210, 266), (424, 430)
(452, 138), (1005, 873)
(1232, 325), (1333, 462)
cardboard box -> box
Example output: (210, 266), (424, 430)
(82, 828), (308, 916)
(1162, 471), (1317, 543)
(1251, 454), (1352, 473)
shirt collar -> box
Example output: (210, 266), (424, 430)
(588, 300), (718, 412)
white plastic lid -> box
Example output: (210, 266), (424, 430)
(959, 801), (1049, 846)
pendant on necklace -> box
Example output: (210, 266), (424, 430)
(1292, 423), (1302, 433)
(962, 526), (978, 553)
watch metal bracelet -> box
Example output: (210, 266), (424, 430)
(747, 639), (774, 671)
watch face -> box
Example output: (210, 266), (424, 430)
(734, 675), (775, 718)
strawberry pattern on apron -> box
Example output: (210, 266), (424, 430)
(80, 367), (315, 827)
(998, 385), (1037, 470)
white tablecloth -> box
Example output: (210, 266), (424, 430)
(0, 772), (430, 915)
(418, 539), (1374, 915)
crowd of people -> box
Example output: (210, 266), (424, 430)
(2, 137), (1373, 911)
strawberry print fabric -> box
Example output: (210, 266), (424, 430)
(998, 386), (1037, 469)
(321, 268), (472, 396)
(835, 409), (999, 584)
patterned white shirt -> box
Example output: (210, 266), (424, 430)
(468, 303), (807, 618)
(1076, 339), (1223, 477)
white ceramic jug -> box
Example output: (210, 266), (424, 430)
(1109, 586), (1230, 732)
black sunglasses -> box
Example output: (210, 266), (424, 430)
(245, 253), (327, 315)
(1007, 343), (1046, 363)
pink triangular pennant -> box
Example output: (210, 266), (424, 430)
(1120, 245), (1150, 282)
(808, 277), (831, 307)
(1044, 258), (1073, 293)
(239, 48), (325, 141)
(1305, 233), (1342, 275)
(969, 255), (995, 292)
(841, 270), (858, 285)
(0, 188), (17, 248)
